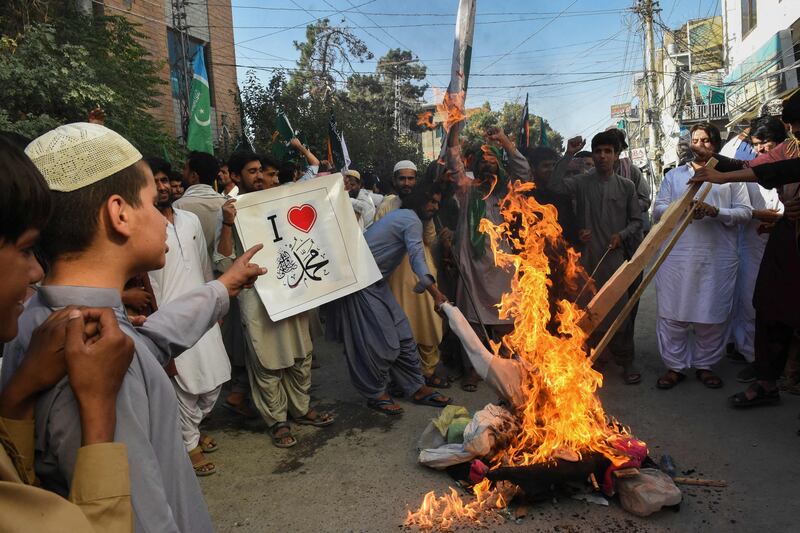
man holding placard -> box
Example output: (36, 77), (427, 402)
(214, 150), (334, 448)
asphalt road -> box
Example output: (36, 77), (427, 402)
(200, 284), (800, 532)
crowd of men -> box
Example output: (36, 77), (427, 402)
(0, 91), (798, 531)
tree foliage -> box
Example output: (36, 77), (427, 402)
(461, 101), (563, 154)
(0, 9), (178, 158)
(240, 21), (427, 179)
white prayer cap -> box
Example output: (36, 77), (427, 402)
(393, 160), (417, 173)
(345, 169), (361, 181)
(25, 122), (142, 192)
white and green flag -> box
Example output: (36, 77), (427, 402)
(186, 47), (214, 154)
(439, 0), (475, 159)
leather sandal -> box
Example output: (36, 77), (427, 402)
(696, 369), (723, 389)
(269, 422), (297, 448)
(729, 384), (780, 408)
(188, 446), (216, 476)
(656, 370), (685, 389)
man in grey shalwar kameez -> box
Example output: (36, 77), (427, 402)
(325, 184), (452, 415)
(0, 123), (265, 532)
(548, 131), (643, 383)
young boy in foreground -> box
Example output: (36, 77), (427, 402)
(1, 123), (265, 532)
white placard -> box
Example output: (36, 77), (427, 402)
(233, 173), (381, 321)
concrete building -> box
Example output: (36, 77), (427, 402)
(627, 16), (728, 170)
(627, 3), (800, 172)
(721, 0), (800, 126)
(95, 0), (240, 153)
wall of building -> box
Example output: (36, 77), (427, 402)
(206, 0), (240, 152)
(103, 0), (175, 131)
(723, 0), (800, 66)
(100, 0), (239, 151)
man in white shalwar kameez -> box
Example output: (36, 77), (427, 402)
(654, 124), (752, 389)
(148, 165), (231, 476)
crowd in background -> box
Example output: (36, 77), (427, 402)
(0, 91), (798, 531)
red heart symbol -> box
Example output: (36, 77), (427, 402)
(287, 204), (317, 233)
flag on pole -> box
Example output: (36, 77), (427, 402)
(186, 47), (214, 154)
(438, 0), (476, 160)
(517, 93), (530, 153)
(538, 116), (549, 147)
(233, 134), (254, 153)
(328, 115), (350, 172)
(269, 111), (296, 159)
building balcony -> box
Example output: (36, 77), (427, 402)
(681, 102), (727, 122)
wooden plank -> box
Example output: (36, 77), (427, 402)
(578, 158), (718, 335)
(590, 182), (712, 360)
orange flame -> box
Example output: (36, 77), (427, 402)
(434, 89), (466, 134)
(417, 110), (436, 130)
(404, 480), (508, 531)
(406, 178), (639, 530)
(482, 179), (630, 465)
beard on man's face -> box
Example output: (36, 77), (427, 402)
(157, 190), (172, 209)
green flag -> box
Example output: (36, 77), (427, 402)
(269, 111), (295, 160)
(438, 0), (475, 161)
(186, 48), (214, 154)
(538, 116), (549, 147)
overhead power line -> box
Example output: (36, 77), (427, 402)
(199, 13), (625, 30)
(223, 62), (635, 89)
(236, 0), (377, 45)
(200, 3), (626, 17)
(477, 0), (580, 73)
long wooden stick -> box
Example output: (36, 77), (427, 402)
(673, 477), (728, 488)
(590, 182), (712, 361)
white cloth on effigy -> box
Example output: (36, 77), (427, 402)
(439, 303), (526, 409)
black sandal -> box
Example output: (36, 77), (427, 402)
(366, 398), (404, 416)
(656, 370), (685, 389)
(729, 384), (780, 408)
(696, 369), (723, 389)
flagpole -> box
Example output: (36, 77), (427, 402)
(438, 0), (476, 161)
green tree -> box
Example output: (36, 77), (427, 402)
(239, 26), (427, 179)
(0, 11), (178, 158)
(339, 48), (427, 177)
(458, 101), (563, 154)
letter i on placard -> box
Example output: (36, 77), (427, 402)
(267, 214), (283, 243)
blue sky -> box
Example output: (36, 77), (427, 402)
(231, 0), (721, 142)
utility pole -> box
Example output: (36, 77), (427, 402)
(171, 0), (192, 140)
(390, 58), (419, 138)
(394, 69), (401, 135)
(636, 0), (663, 181)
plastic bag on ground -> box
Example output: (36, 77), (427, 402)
(431, 405), (470, 436)
(617, 468), (682, 517)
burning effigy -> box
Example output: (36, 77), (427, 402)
(404, 174), (673, 530)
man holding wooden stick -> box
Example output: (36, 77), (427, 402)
(548, 131), (643, 384)
(653, 123), (752, 390)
